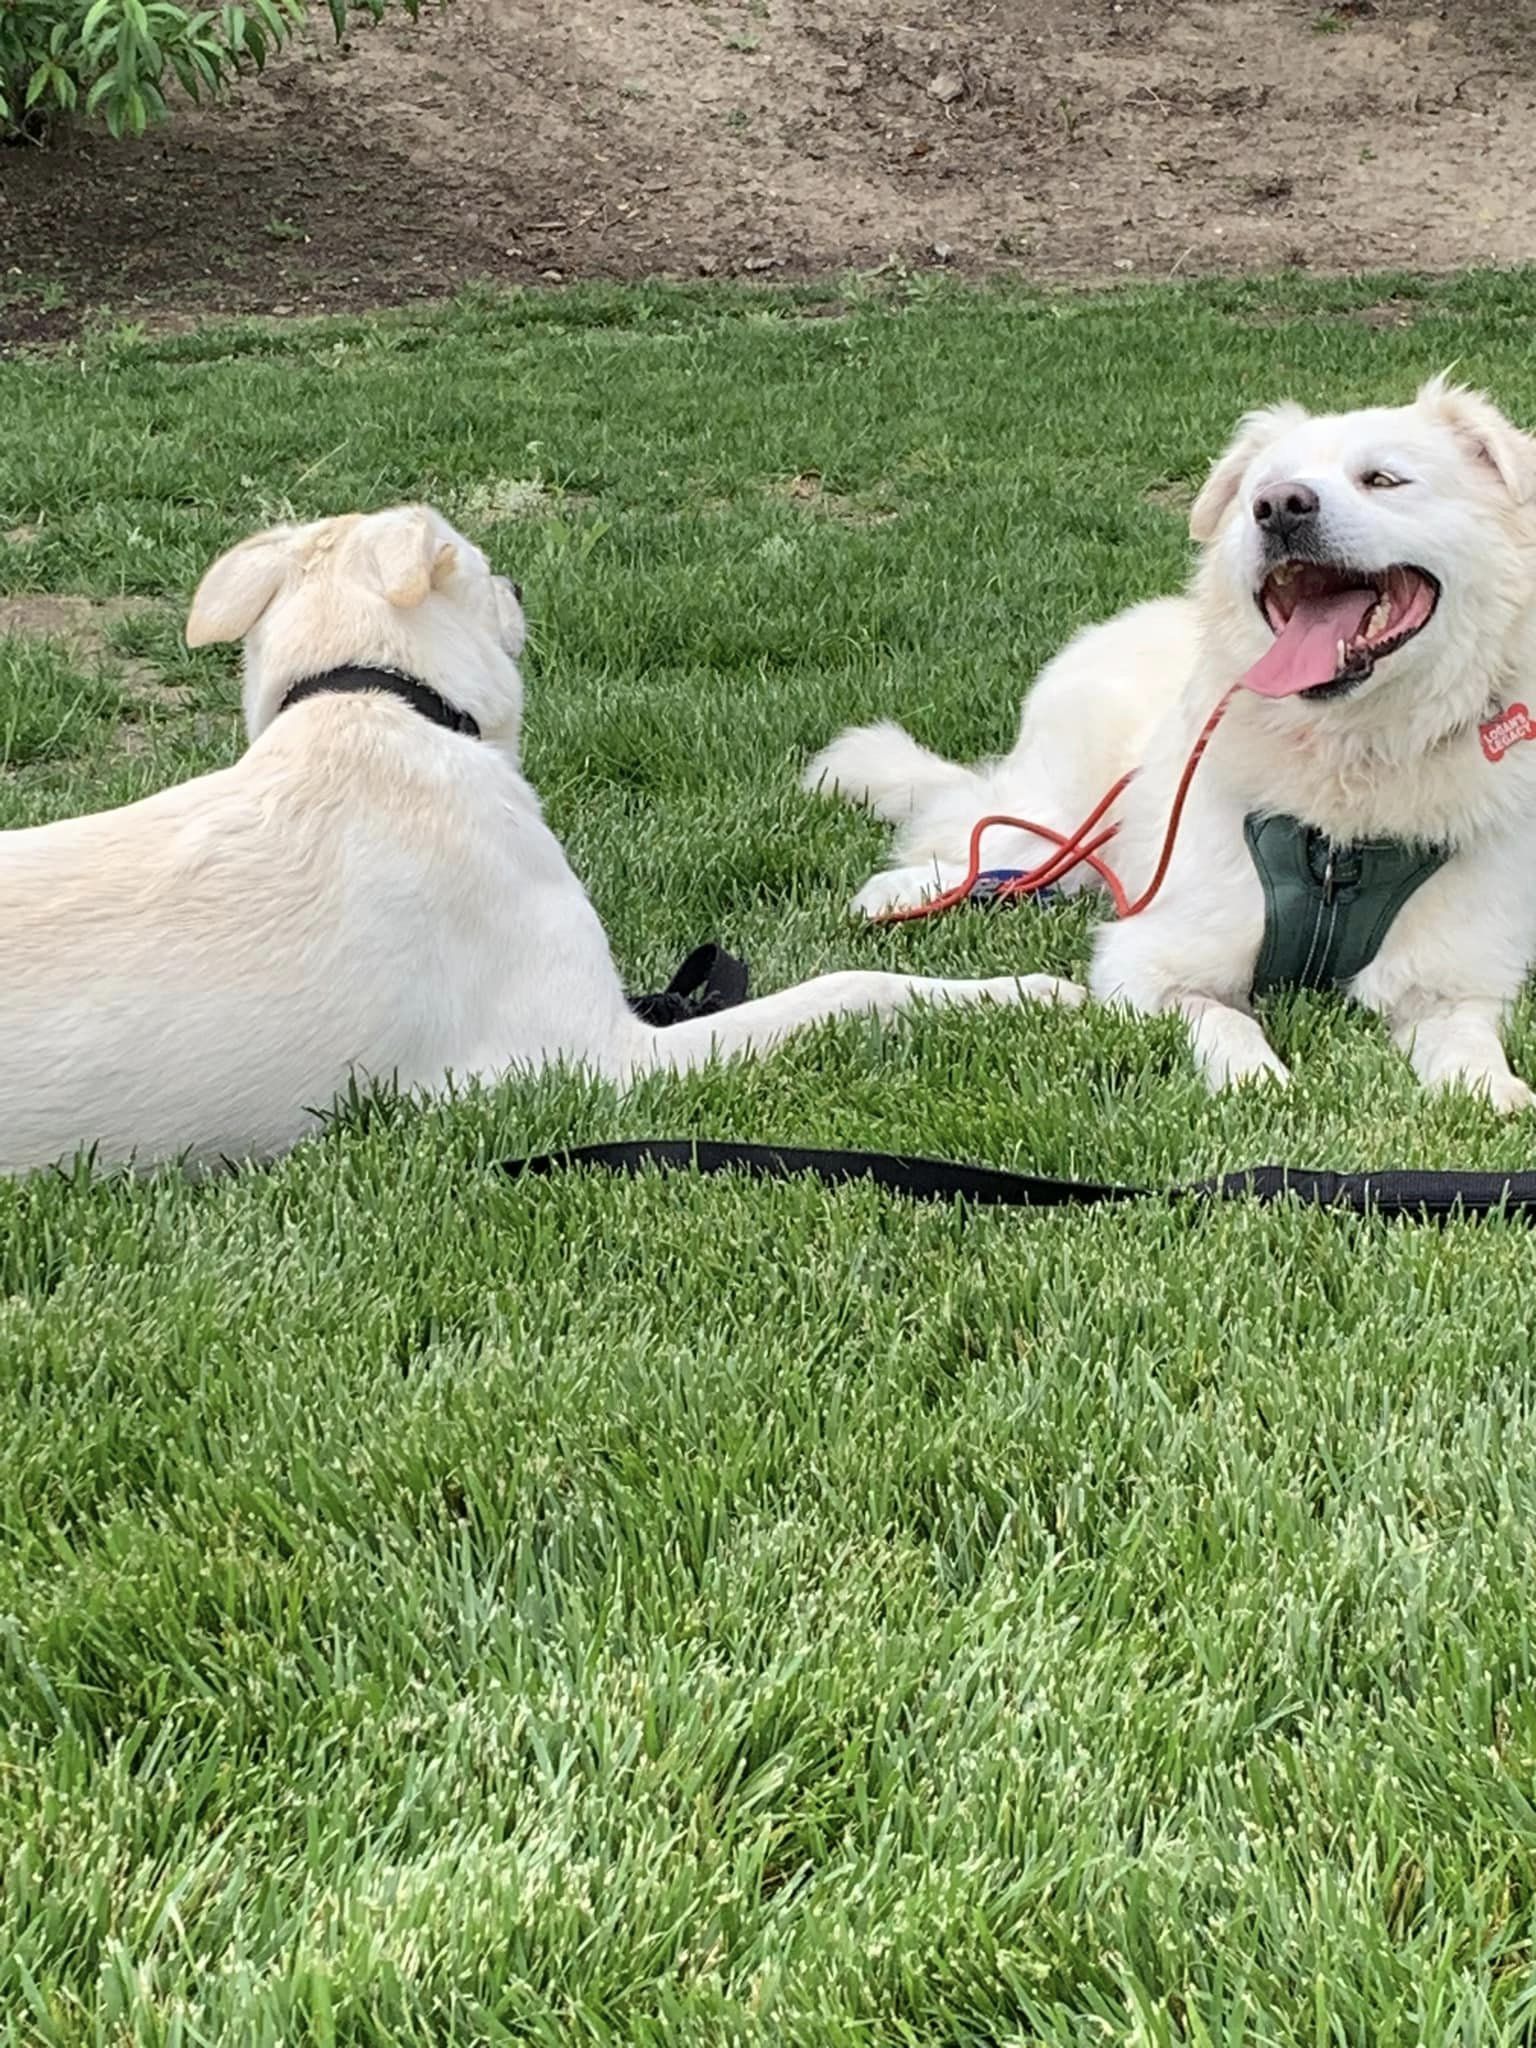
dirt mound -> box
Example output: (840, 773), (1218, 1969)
(2, 0), (1532, 340)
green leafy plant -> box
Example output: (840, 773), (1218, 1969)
(1, 0), (423, 142)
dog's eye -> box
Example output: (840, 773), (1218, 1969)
(1361, 470), (1407, 489)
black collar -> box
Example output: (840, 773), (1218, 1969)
(278, 665), (480, 739)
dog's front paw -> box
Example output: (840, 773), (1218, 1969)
(1183, 1001), (1291, 1094)
(1420, 1060), (1534, 1115)
(1473, 1070), (1534, 1117)
(849, 863), (955, 921)
(1202, 1043), (1292, 1094)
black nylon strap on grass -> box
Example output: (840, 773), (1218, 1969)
(502, 1139), (1536, 1221)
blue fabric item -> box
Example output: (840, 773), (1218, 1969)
(968, 870), (1056, 906)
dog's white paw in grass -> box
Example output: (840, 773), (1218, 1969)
(848, 861), (968, 921)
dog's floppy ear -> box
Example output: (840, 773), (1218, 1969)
(185, 534), (290, 648)
(1188, 402), (1310, 544)
(356, 505), (460, 610)
(1419, 373), (1536, 505)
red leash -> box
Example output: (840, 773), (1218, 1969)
(873, 687), (1237, 926)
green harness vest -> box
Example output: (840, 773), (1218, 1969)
(1242, 812), (1451, 997)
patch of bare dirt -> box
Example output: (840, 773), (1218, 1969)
(1143, 476), (1196, 513)
(0, 594), (152, 654)
(771, 472), (898, 524)
(0, 595), (176, 701)
(1, 0), (1533, 340)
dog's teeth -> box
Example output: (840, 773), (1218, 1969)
(1366, 596), (1391, 637)
(1336, 638), (1347, 668)
(1273, 563), (1296, 586)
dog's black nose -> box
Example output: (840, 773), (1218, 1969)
(1253, 481), (1320, 536)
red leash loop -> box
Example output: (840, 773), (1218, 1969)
(873, 687), (1237, 926)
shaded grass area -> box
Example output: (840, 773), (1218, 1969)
(3, 270), (1536, 2042)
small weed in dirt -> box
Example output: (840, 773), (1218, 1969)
(0, 275), (67, 314)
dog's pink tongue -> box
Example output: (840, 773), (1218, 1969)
(1242, 587), (1377, 698)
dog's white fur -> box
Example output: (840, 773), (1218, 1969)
(806, 378), (1536, 1107)
(0, 506), (1081, 1177)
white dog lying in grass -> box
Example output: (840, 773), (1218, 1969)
(0, 506), (1079, 1177)
(808, 377), (1536, 1108)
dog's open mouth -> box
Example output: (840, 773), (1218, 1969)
(1244, 563), (1441, 700)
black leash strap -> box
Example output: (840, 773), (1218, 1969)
(534, 937), (1534, 1222)
(503, 1139), (1536, 1221)
(627, 945), (751, 1028)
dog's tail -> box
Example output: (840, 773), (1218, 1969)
(802, 721), (982, 824)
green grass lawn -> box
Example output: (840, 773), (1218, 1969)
(7, 270), (1536, 2045)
